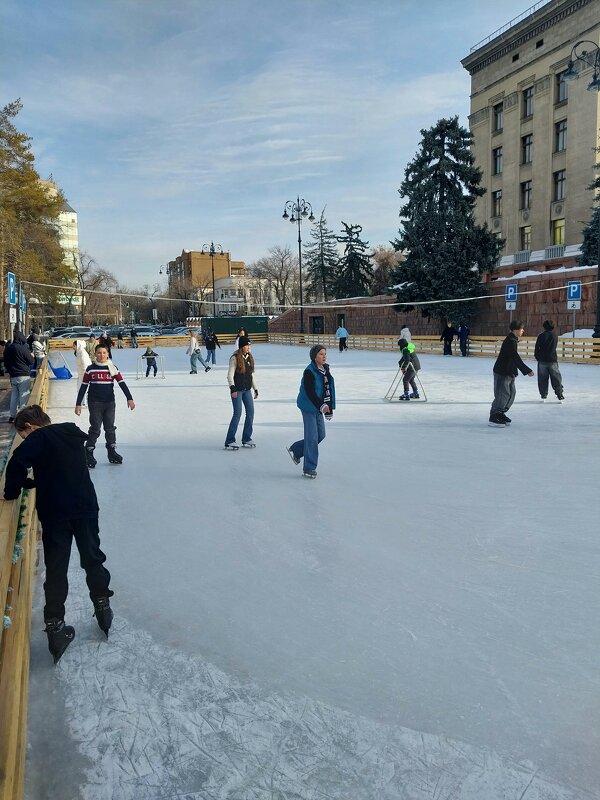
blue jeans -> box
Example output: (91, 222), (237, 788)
(10, 375), (32, 417)
(205, 349), (216, 364)
(190, 350), (209, 371)
(225, 390), (254, 445)
(290, 410), (326, 472)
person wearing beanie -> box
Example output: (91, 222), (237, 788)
(534, 320), (564, 402)
(287, 344), (336, 478)
(224, 337), (258, 450)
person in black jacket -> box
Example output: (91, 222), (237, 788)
(534, 320), (564, 402)
(440, 322), (459, 355)
(3, 330), (34, 423)
(489, 320), (534, 427)
(204, 327), (221, 365)
(4, 405), (114, 663)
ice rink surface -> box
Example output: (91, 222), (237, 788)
(25, 343), (600, 799)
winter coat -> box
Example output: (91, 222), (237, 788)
(440, 326), (458, 344)
(85, 339), (97, 359)
(3, 423), (99, 524)
(534, 329), (558, 362)
(458, 325), (470, 343)
(335, 327), (349, 338)
(32, 337), (46, 359)
(493, 333), (532, 377)
(400, 327), (412, 343)
(4, 331), (34, 377)
(399, 341), (421, 372)
(74, 340), (92, 377)
(205, 333), (220, 350)
(297, 361), (336, 414)
(186, 335), (202, 355)
(227, 353), (257, 392)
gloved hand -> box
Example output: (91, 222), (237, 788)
(253, 390), (259, 399)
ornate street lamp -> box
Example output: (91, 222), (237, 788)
(282, 196), (314, 334)
(202, 242), (224, 318)
(564, 41), (600, 336)
(158, 264), (173, 323)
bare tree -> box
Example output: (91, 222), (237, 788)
(247, 246), (299, 312)
(371, 245), (404, 296)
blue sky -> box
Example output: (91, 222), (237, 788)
(3, 0), (534, 286)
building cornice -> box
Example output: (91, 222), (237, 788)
(461, 0), (595, 74)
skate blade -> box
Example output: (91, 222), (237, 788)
(224, 445), (239, 451)
(241, 443), (256, 448)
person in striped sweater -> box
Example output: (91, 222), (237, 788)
(74, 345), (135, 467)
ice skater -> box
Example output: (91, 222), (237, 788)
(73, 339), (92, 403)
(224, 336), (258, 450)
(397, 338), (421, 400)
(75, 344), (135, 466)
(4, 405), (114, 663)
(142, 345), (159, 377)
(534, 320), (564, 402)
(458, 322), (470, 357)
(489, 320), (534, 427)
(440, 322), (458, 355)
(287, 344), (335, 478)
(186, 329), (210, 373)
(204, 327), (221, 365)
(335, 324), (349, 351)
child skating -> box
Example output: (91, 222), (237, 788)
(398, 338), (421, 400)
(75, 344), (135, 466)
(142, 345), (159, 377)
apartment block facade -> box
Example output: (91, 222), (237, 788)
(461, 0), (600, 266)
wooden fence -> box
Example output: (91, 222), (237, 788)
(267, 333), (600, 363)
(47, 332), (269, 351)
(0, 363), (48, 800)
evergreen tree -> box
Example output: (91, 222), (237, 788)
(578, 147), (600, 267)
(332, 222), (373, 298)
(303, 209), (338, 301)
(390, 116), (502, 322)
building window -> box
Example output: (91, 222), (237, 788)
(492, 146), (503, 175)
(521, 134), (533, 164)
(520, 225), (532, 251)
(554, 119), (567, 152)
(493, 103), (503, 132)
(554, 169), (566, 201)
(552, 218), (565, 245)
(520, 180), (532, 210)
(492, 190), (502, 217)
(556, 71), (569, 103)
(522, 86), (534, 118)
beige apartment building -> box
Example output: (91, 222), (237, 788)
(166, 249), (245, 301)
(462, 0), (600, 266)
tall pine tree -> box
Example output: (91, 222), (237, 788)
(390, 116), (502, 322)
(303, 209), (338, 301)
(578, 146), (599, 267)
(333, 222), (372, 298)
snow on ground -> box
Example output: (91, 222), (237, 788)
(25, 344), (600, 799)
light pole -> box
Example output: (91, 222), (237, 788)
(563, 40), (600, 336)
(282, 196), (314, 334)
(159, 264), (173, 323)
(202, 242), (224, 319)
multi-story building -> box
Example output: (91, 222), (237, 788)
(39, 178), (80, 268)
(166, 249), (245, 304)
(461, 0), (600, 267)
(213, 274), (279, 317)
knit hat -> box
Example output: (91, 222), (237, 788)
(543, 320), (554, 331)
(238, 336), (250, 348)
(398, 338), (408, 349)
(309, 344), (326, 362)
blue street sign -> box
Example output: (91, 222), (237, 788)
(567, 280), (581, 301)
(20, 291), (26, 313)
(7, 272), (16, 305)
(505, 284), (518, 302)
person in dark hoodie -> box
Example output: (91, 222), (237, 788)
(3, 330), (34, 423)
(4, 405), (113, 663)
(534, 320), (564, 402)
(287, 344), (336, 478)
(489, 320), (534, 427)
(397, 338), (421, 400)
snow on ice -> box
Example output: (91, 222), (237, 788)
(25, 344), (600, 799)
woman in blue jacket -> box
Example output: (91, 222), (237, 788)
(287, 345), (335, 478)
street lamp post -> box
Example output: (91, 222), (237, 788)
(202, 242), (224, 318)
(282, 196), (315, 334)
(563, 40), (600, 336)
(159, 264), (173, 323)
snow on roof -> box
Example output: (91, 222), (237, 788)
(493, 264), (597, 281)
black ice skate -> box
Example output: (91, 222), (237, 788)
(409, 392), (420, 399)
(303, 469), (317, 479)
(93, 597), (113, 638)
(224, 443), (239, 451)
(86, 447), (97, 469)
(242, 440), (256, 448)
(45, 618), (75, 664)
(399, 393), (410, 401)
(287, 446), (300, 465)
(488, 413), (506, 427)
(107, 446), (123, 464)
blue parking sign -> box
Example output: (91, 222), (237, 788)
(505, 284), (518, 302)
(567, 281), (581, 301)
(7, 272), (16, 305)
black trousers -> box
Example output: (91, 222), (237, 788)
(338, 337), (347, 352)
(87, 400), (116, 448)
(42, 516), (112, 620)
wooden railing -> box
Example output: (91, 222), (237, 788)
(0, 363), (48, 800)
(47, 333), (269, 351)
(267, 333), (600, 363)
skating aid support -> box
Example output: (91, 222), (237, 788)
(384, 368), (427, 402)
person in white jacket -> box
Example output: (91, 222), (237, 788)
(185, 330), (210, 374)
(73, 340), (92, 402)
(400, 324), (412, 343)
(32, 335), (46, 370)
